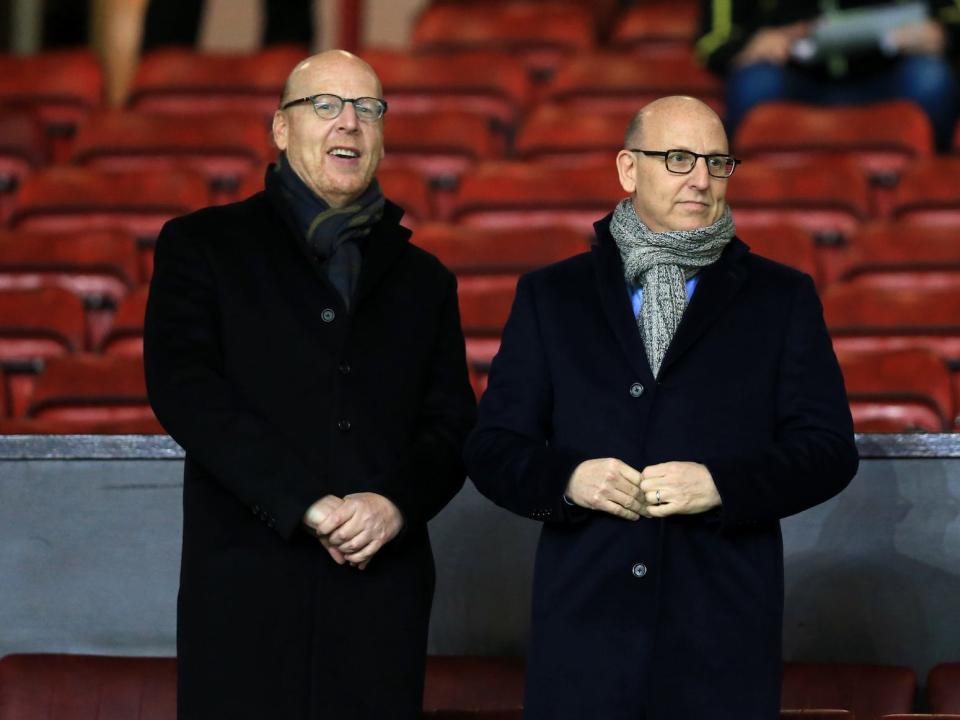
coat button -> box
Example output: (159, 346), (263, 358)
(629, 382), (644, 398)
(631, 562), (648, 578)
(338, 361), (351, 375)
(337, 419), (351, 432)
(321, 308), (336, 323)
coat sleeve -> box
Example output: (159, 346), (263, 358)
(464, 274), (590, 523)
(144, 219), (326, 541)
(371, 272), (478, 528)
(703, 274), (859, 529)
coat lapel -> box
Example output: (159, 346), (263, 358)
(354, 201), (411, 305)
(658, 238), (749, 375)
(592, 216), (656, 384)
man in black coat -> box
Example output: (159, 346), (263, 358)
(144, 50), (476, 719)
(464, 96), (858, 719)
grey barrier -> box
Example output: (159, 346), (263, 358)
(1, 434), (958, 689)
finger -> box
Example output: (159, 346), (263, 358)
(329, 515), (366, 546)
(608, 485), (644, 513)
(336, 528), (372, 555)
(319, 537), (346, 565)
(644, 489), (666, 506)
(600, 500), (640, 522)
(345, 538), (381, 564)
(316, 502), (356, 536)
(617, 464), (642, 486)
(646, 502), (674, 518)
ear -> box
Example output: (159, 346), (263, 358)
(616, 149), (637, 194)
(272, 110), (288, 151)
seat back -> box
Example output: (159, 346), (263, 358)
(782, 662), (916, 720)
(928, 663), (960, 714)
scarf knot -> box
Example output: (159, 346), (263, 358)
(609, 199), (735, 377)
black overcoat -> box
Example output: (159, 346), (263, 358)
(144, 191), (476, 720)
(465, 216), (858, 720)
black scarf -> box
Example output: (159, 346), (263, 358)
(264, 152), (385, 310)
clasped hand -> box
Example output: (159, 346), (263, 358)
(565, 458), (721, 520)
(302, 492), (403, 570)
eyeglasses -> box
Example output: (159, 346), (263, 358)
(280, 93), (388, 122)
(629, 149), (740, 178)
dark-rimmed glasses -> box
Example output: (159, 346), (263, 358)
(629, 149), (740, 178)
(280, 93), (388, 122)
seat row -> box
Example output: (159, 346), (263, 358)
(0, 654), (958, 719)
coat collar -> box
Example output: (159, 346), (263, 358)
(591, 213), (749, 379)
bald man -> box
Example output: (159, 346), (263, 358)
(465, 96), (857, 719)
(145, 51), (476, 719)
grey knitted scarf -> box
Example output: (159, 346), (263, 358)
(609, 199), (735, 377)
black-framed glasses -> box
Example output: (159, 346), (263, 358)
(280, 93), (388, 122)
(629, 149), (740, 178)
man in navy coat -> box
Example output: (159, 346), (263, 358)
(464, 96), (858, 719)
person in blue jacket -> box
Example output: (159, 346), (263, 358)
(464, 95), (858, 720)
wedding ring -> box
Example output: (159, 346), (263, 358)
(655, 489), (661, 505)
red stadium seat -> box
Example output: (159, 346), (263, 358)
(0, 415), (165, 434)
(838, 348), (955, 432)
(882, 715), (960, 719)
(737, 225), (820, 286)
(424, 656), (525, 716)
(610, 0), (700, 57)
(727, 157), (871, 245)
(834, 222), (960, 289)
(0, 50), (102, 158)
(129, 45), (305, 120)
(822, 279), (960, 363)
(70, 111), (273, 198)
(889, 157), (960, 227)
(0, 653), (176, 720)
(928, 663), (960, 714)
(734, 101), (933, 187)
(545, 53), (723, 117)
(365, 49), (532, 131)
(782, 662), (916, 720)
(381, 110), (504, 184)
(411, 2), (595, 80)
(779, 712), (854, 719)
(457, 274), (518, 376)
(100, 285), (149, 356)
(25, 354), (153, 424)
(514, 105), (633, 166)
(8, 167), (209, 280)
(414, 223), (588, 275)
(449, 161), (625, 236)
(0, 111), (46, 220)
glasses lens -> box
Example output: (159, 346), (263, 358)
(312, 95), (344, 119)
(707, 156), (736, 178)
(353, 97), (386, 121)
(665, 151), (696, 173)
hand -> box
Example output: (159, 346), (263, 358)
(734, 22), (812, 66)
(303, 495), (347, 565)
(638, 462), (721, 518)
(316, 492), (404, 569)
(887, 20), (945, 55)
(565, 458), (644, 521)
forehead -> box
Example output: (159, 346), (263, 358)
(289, 58), (381, 98)
(642, 108), (728, 152)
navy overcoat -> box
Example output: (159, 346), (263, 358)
(465, 215), (858, 720)
(144, 192), (476, 720)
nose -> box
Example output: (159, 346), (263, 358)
(687, 156), (711, 189)
(337, 101), (360, 131)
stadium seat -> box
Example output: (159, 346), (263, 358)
(609, 0), (700, 58)
(838, 348), (955, 432)
(734, 101), (933, 189)
(129, 45), (305, 121)
(0, 653), (176, 720)
(928, 663), (960, 714)
(779, 712), (854, 719)
(411, 2), (594, 81)
(70, 111), (273, 197)
(889, 157), (960, 227)
(457, 275), (518, 380)
(514, 105), (634, 165)
(882, 715), (960, 719)
(449, 161), (625, 236)
(737, 225), (820, 286)
(782, 662), (916, 720)
(0, 111), (46, 219)
(0, 415), (165, 434)
(423, 656), (525, 716)
(726, 157), (871, 245)
(8, 167), (209, 280)
(365, 49), (532, 133)
(833, 222), (960, 289)
(544, 53), (723, 116)
(822, 280), (960, 363)
(24, 354), (153, 424)
(100, 285), (149, 356)
(413, 223), (588, 275)
(381, 110), (503, 185)
(0, 50), (102, 159)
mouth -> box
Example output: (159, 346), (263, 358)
(327, 147), (362, 160)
